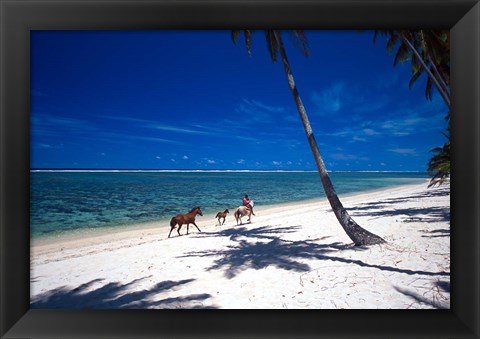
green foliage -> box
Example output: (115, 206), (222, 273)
(427, 142), (450, 188)
(427, 118), (450, 188)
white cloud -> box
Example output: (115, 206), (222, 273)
(182, 155), (189, 160)
(327, 109), (445, 142)
(101, 132), (182, 145)
(331, 153), (368, 161)
(283, 114), (299, 124)
(36, 143), (64, 149)
(248, 99), (285, 113)
(352, 98), (390, 114)
(351, 136), (367, 142)
(207, 159), (216, 164)
(311, 82), (345, 115)
(235, 98), (285, 124)
(101, 115), (219, 137)
(31, 113), (98, 138)
(362, 128), (379, 136)
(388, 148), (418, 156)
(151, 124), (215, 136)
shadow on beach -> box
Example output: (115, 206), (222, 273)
(31, 277), (217, 309)
(181, 225), (449, 280)
(348, 205), (450, 223)
(342, 186), (450, 224)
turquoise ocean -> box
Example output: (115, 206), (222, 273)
(30, 171), (429, 240)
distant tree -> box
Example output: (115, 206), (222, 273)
(232, 30), (385, 246)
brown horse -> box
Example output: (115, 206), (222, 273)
(215, 209), (229, 225)
(168, 207), (203, 238)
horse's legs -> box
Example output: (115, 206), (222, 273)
(177, 223), (183, 236)
(168, 226), (174, 238)
(192, 222), (202, 233)
(235, 212), (239, 225)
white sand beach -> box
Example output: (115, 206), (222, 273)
(30, 181), (450, 309)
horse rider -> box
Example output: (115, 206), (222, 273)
(243, 194), (255, 216)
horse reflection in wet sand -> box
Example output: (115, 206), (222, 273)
(234, 206), (252, 225)
(168, 207), (203, 238)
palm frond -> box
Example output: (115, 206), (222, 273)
(231, 30), (254, 56)
(427, 174), (450, 188)
(393, 42), (411, 66)
(427, 138), (450, 188)
(409, 68), (423, 89)
(372, 30), (383, 44)
(231, 30), (241, 44)
(441, 131), (450, 140)
(386, 33), (399, 54)
(244, 30), (253, 55)
(290, 30), (310, 57)
(265, 30), (279, 62)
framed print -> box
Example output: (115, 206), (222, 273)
(1, 0), (479, 338)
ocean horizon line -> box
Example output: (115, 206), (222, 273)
(30, 168), (427, 174)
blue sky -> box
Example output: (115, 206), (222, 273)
(30, 30), (448, 171)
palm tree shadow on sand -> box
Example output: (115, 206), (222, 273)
(31, 277), (217, 309)
(182, 225), (449, 280)
(343, 186), (450, 224)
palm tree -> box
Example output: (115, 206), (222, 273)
(232, 30), (385, 246)
(427, 141), (450, 188)
(374, 30), (450, 108)
(374, 30), (451, 187)
(415, 30), (450, 97)
(427, 118), (451, 188)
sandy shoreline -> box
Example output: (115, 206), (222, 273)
(30, 181), (450, 309)
(31, 181), (427, 251)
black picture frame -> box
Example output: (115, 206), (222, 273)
(1, 0), (479, 338)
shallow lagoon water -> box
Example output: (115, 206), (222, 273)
(30, 171), (428, 239)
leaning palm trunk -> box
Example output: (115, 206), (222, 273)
(427, 55), (450, 97)
(400, 34), (451, 108)
(417, 30), (450, 97)
(273, 31), (385, 246)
